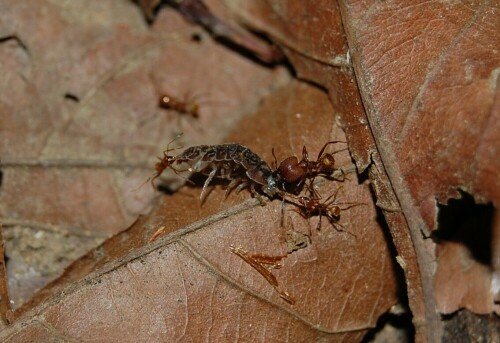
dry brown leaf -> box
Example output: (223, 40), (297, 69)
(220, 0), (500, 341)
(3, 0), (497, 341)
(1, 79), (398, 342)
(340, 0), (499, 325)
(0, 0), (288, 308)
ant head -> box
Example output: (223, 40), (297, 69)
(151, 133), (183, 180)
(318, 153), (335, 174)
(327, 205), (341, 219)
(159, 95), (172, 108)
(154, 156), (168, 174)
(189, 103), (200, 118)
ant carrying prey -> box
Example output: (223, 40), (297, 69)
(147, 137), (361, 306)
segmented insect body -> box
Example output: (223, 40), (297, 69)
(154, 143), (283, 201)
(275, 141), (345, 191)
(159, 94), (200, 118)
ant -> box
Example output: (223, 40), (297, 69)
(288, 185), (364, 235)
(158, 93), (200, 118)
(149, 72), (202, 120)
(273, 141), (346, 193)
(145, 134), (186, 187)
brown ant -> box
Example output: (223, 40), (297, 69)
(288, 185), (364, 235)
(158, 93), (199, 118)
(273, 141), (346, 192)
(145, 134), (186, 188)
(149, 72), (201, 119)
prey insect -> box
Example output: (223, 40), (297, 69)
(273, 141), (346, 192)
(230, 246), (295, 304)
(152, 140), (284, 202)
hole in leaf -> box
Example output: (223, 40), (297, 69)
(442, 309), (500, 342)
(366, 206), (415, 342)
(361, 305), (414, 343)
(64, 93), (80, 102)
(190, 32), (203, 43)
(433, 190), (494, 266)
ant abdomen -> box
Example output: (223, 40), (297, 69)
(277, 156), (303, 184)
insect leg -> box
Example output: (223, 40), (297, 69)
(200, 166), (218, 202)
(316, 213), (324, 231)
(225, 178), (242, 199)
(250, 183), (265, 205)
(234, 180), (248, 194)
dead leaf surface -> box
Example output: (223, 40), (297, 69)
(218, 0), (500, 341)
(0, 0), (289, 308)
(3, 0), (495, 341)
(339, 0), (499, 319)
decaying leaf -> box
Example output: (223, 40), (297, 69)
(0, 0), (288, 309)
(220, 0), (500, 341)
(1, 0), (497, 342)
(1, 80), (398, 342)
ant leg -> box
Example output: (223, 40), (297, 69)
(316, 140), (346, 160)
(323, 186), (343, 205)
(271, 147), (278, 170)
(315, 214), (323, 231)
(331, 167), (347, 182)
(302, 145), (310, 163)
(279, 194), (287, 228)
(330, 219), (356, 238)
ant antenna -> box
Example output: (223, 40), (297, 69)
(271, 147), (278, 170)
(316, 140), (347, 159)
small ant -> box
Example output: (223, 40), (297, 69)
(146, 134), (185, 187)
(273, 141), (346, 192)
(158, 93), (199, 118)
(288, 185), (364, 235)
(150, 72), (201, 119)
